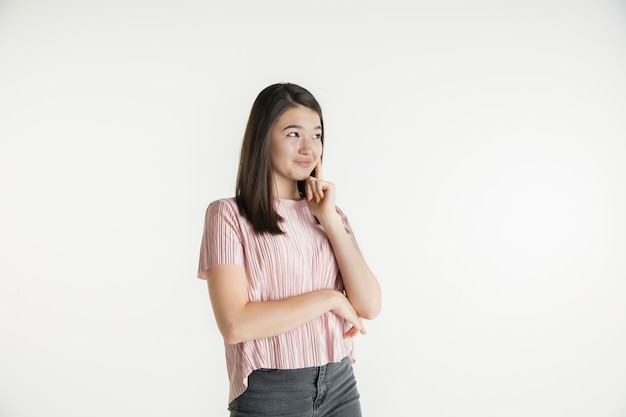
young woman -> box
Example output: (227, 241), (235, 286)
(197, 82), (381, 416)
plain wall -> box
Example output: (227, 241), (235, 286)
(1, 1), (626, 416)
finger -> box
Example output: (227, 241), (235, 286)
(316, 179), (332, 202)
(356, 317), (367, 334)
(343, 327), (359, 339)
(355, 317), (366, 335)
(305, 178), (313, 202)
(312, 179), (325, 205)
(344, 322), (367, 338)
(314, 160), (323, 180)
(316, 180), (326, 201)
(306, 178), (319, 203)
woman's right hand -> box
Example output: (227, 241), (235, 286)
(329, 290), (366, 338)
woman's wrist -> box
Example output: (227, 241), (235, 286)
(321, 288), (343, 310)
(316, 211), (343, 230)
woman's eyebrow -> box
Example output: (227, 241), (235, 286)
(282, 124), (322, 131)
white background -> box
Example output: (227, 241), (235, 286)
(1, 1), (626, 416)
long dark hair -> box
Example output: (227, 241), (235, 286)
(235, 82), (324, 234)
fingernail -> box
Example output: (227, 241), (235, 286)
(316, 197), (320, 204)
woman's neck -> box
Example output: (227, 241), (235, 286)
(273, 183), (302, 200)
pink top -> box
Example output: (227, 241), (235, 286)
(197, 197), (357, 404)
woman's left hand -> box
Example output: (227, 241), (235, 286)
(305, 161), (339, 221)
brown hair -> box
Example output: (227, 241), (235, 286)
(235, 82), (324, 234)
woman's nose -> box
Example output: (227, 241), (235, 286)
(299, 137), (313, 153)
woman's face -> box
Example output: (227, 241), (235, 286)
(269, 105), (323, 199)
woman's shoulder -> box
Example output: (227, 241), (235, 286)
(205, 197), (240, 218)
(207, 197), (237, 208)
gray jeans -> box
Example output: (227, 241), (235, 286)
(228, 356), (362, 417)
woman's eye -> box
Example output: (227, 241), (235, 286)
(313, 133), (322, 140)
(287, 132), (299, 138)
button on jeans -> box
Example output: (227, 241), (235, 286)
(228, 357), (362, 417)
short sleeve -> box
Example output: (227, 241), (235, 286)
(197, 199), (245, 279)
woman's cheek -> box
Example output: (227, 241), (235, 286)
(315, 143), (323, 158)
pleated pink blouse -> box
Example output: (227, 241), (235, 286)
(197, 197), (357, 404)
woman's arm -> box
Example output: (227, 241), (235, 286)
(316, 213), (382, 320)
(305, 163), (382, 320)
(206, 264), (365, 345)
